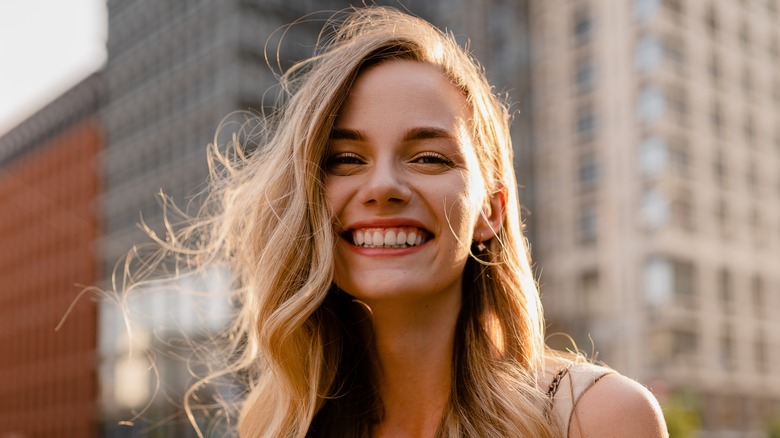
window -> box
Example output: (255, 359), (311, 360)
(672, 329), (698, 366)
(640, 188), (669, 229)
(634, 0), (661, 22)
(755, 331), (768, 373)
(579, 202), (598, 244)
(720, 327), (734, 372)
(574, 9), (593, 45)
(579, 270), (600, 313)
(667, 85), (688, 127)
(718, 268), (733, 314)
(635, 35), (662, 73)
(672, 258), (695, 307)
(751, 275), (764, 318)
(671, 187), (694, 231)
(713, 148), (726, 185)
(638, 85), (664, 124)
(750, 208), (763, 247)
(716, 198), (729, 237)
(644, 256), (673, 307)
(669, 137), (690, 178)
(578, 153), (599, 189)
(708, 53), (721, 84)
(743, 114), (756, 145)
(710, 101), (723, 133)
(662, 0), (683, 14)
(664, 35), (685, 75)
(643, 256), (696, 308)
(576, 104), (597, 142)
(575, 56), (596, 93)
(639, 137), (667, 177)
(705, 6), (718, 35)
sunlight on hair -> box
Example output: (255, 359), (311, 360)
(456, 121), (487, 209)
(484, 311), (506, 355)
(429, 40), (445, 63)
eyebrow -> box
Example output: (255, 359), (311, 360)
(402, 127), (457, 142)
(330, 128), (367, 141)
(329, 126), (457, 142)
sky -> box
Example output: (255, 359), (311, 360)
(0, 0), (107, 137)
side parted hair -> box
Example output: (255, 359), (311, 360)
(165, 6), (556, 437)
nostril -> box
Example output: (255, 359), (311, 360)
(359, 170), (412, 205)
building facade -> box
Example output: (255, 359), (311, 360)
(529, 0), (780, 434)
(0, 75), (101, 437)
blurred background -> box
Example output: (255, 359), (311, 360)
(1, 0), (779, 436)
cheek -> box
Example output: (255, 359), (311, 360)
(324, 180), (346, 216)
(439, 180), (483, 239)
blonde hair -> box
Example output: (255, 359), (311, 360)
(136, 6), (559, 437)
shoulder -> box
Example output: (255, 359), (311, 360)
(569, 373), (668, 438)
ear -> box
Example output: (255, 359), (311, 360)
(474, 185), (507, 243)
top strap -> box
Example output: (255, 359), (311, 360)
(549, 362), (615, 436)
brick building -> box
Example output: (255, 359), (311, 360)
(0, 75), (101, 437)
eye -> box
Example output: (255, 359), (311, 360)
(326, 152), (365, 175)
(328, 152), (364, 165)
(411, 152), (454, 167)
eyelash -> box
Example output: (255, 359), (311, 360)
(327, 152), (365, 166)
(325, 151), (454, 170)
(412, 152), (454, 166)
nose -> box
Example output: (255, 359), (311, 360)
(359, 159), (412, 206)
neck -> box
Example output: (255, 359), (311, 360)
(362, 290), (461, 438)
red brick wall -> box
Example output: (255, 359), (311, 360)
(0, 119), (101, 437)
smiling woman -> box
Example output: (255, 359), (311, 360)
(124, 6), (667, 438)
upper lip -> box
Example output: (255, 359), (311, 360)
(343, 217), (432, 233)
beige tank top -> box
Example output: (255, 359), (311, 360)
(547, 362), (615, 436)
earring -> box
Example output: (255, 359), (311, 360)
(477, 241), (486, 251)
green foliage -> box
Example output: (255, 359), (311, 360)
(663, 396), (700, 438)
(767, 418), (780, 438)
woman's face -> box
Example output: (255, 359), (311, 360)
(325, 60), (491, 305)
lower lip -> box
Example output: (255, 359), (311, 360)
(343, 238), (429, 256)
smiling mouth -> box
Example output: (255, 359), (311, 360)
(346, 227), (431, 248)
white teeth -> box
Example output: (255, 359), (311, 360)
(384, 230), (396, 246)
(350, 227), (428, 248)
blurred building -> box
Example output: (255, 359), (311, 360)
(530, 0), (780, 434)
(0, 75), (101, 437)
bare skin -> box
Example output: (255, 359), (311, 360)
(368, 293), (460, 438)
(569, 374), (669, 437)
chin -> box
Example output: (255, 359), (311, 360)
(334, 277), (462, 307)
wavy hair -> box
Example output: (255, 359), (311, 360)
(138, 6), (559, 437)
